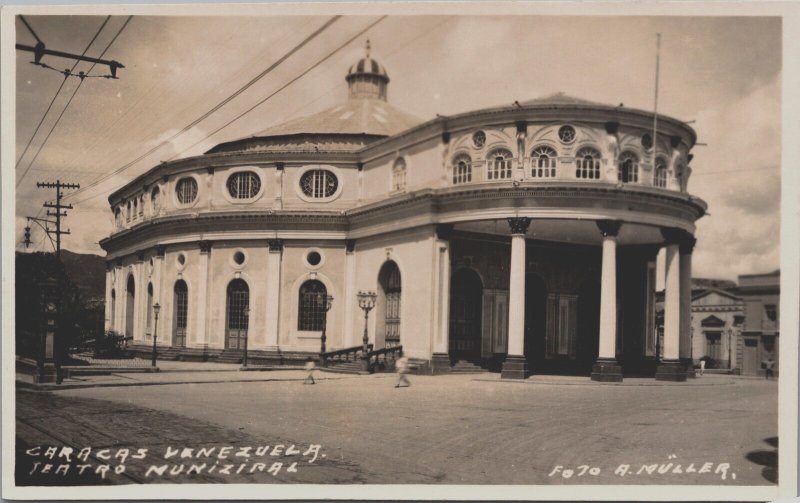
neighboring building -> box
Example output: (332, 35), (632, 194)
(100, 44), (706, 381)
(736, 270), (780, 376)
(690, 287), (743, 370)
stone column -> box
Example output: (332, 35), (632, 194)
(104, 263), (113, 332)
(273, 163), (284, 210)
(114, 259), (123, 333)
(135, 251), (146, 343)
(656, 228), (687, 381)
(591, 220), (624, 382)
(432, 224), (453, 374)
(343, 240), (357, 347)
(194, 241), (212, 351)
(265, 239), (283, 350)
(679, 233), (696, 375)
(501, 217), (531, 379)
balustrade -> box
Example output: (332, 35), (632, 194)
(319, 344), (373, 367)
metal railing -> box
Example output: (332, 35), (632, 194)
(320, 344), (373, 367)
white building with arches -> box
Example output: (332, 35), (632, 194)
(102, 45), (705, 381)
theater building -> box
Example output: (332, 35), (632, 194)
(101, 46), (706, 381)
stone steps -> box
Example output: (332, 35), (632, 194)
(449, 360), (489, 374)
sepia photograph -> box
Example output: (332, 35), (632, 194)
(2, 3), (797, 501)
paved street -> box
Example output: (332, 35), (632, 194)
(16, 373), (777, 486)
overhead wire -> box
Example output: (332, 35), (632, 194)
(65, 16), (341, 202)
(15, 15), (111, 169)
(16, 15), (130, 189)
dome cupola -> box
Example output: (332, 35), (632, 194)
(346, 40), (390, 101)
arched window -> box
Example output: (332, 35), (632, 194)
(176, 177), (198, 204)
(226, 279), (249, 349)
(110, 289), (116, 330)
(392, 158), (407, 191)
(379, 261), (402, 347)
(618, 151), (639, 183)
(146, 283), (154, 338)
(654, 157), (667, 188)
(227, 171), (261, 199)
(487, 148), (513, 180)
(125, 275), (135, 338)
(531, 145), (558, 178)
(151, 186), (161, 214)
(173, 280), (188, 347)
(300, 169), (338, 199)
(575, 147), (601, 180)
(452, 154), (472, 185)
(298, 280), (327, 331)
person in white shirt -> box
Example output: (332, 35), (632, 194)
(303, 357), (316, 385)
(395, 356), (410, 388)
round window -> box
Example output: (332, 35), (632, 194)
(472, 130), (486, 149)
(306, 251), (322, 266)
(227, 171), (261, 199)
(558, 125), (576, 144)
(641, 133), (654, 150)
(300, 169), (338, 199)
(177, 253), (186, 266)
(233, 251), (246, 265)
(175, 178), (198, 204)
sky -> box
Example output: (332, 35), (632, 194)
(12, 13), (782, 281)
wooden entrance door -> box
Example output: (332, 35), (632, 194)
(449, 269), (483, 361)
(743, 338), (759, 375)
(125, 275), (135, 338)
(173, 280), (188, 347)
(226, 279), (249, 349)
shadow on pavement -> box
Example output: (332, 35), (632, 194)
(745, 437), (778, 483)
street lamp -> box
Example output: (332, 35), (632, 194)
(242, 306), (251, 368)
(151, 302), (161, 368)
(357, 290), (377, 354)
(318, 294), (334, 354)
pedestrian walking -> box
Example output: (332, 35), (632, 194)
(764, 356), (775, 380)
(699, 359), (705, 376)
(303, 357), (316, 385)
(395, 355), (410, 388)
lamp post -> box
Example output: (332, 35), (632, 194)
(242, 306), (250, 368)
(151, 303), (160, 368)
(357, 291), (377, 354)
(319, 294), (334, 354)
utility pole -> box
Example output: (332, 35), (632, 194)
(36, 180), (79, 259)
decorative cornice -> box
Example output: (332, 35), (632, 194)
(507, 217), (531, 235)
(155, 244), (167, 257)
(268, 239), (284, 252)
(596, 219), (623, 237)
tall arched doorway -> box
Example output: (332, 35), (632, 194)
(449, 268), (483, 362)
(110, 289), (116, 331)
(226, 279), (249, 349)
(146, 283), (154, 338)
(524, 273), (547, 363)
(173, 280), (188, 347)
(576, 279), (601, 370)
(125, 275), (135, 338)
(377, 261), (402, 348)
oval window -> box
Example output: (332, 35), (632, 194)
(175, 178), (198, 204)
(227, 171), (261, 199)
(233, 251), (246, 265)
(300, 169), (338, 199)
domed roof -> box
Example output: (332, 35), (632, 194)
(345, 40), (389, 82)
(518, 92), (607, 108)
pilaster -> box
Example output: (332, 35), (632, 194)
(265, 239), (283, 349)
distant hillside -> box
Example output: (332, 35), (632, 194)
(60, 250), (106, 301)
(691, 278), (737, 291)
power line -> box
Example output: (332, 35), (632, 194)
(15, 15), (111, 169)
(16, 16), (130, 189)
(65, 16), (341, 202)
(170, 15), (388, 160)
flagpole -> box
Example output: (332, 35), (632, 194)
(652, 33), (661, 174)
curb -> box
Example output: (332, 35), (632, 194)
(472, 377), (738, 387)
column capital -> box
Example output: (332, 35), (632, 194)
(596, 219), (623, 237)
(155, 244), (167, 257)
(198, 240), (213, 253)
(436, 224), (454, 241)
(660, 226), (686, 245)
(345, 239), (356, 253)
(268, 239), (283, 252)
(507, 217), (531, 235)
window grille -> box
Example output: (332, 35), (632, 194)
(392, 158), (407, 191)
(575, 147), (601, 179)
(227, 280), (249, 330)
(382, 263), (401, 347)
(176, 178), (198, 204)
(654, 158), (667, 188)
(487, 148), (513, 180)
(298, 280), (327, 331)
(174, 280), (188, 347)
(146, 283), (154, 338)
(300, 169), (338, 199)
(452, 154), (472, 185)
(531, 146), (558, 178)
(227, 171), (261, 199)
(618, 151), (639, 183)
